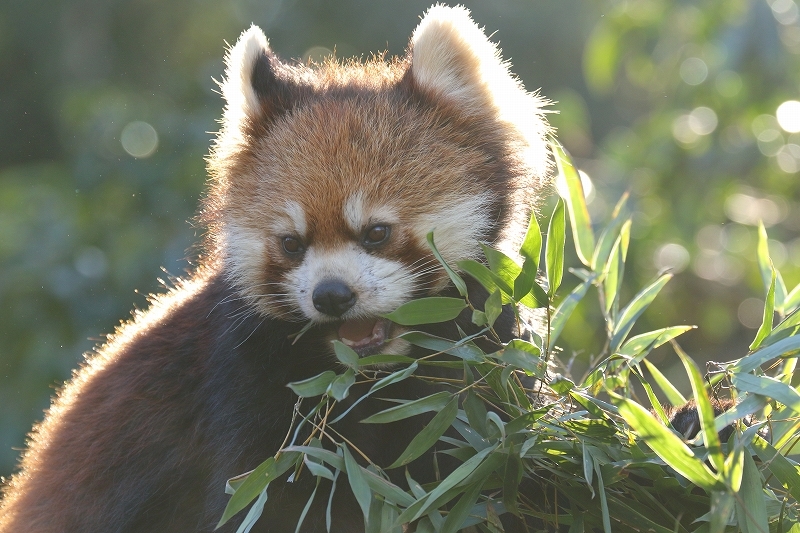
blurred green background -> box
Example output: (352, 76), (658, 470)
(2, 0), (799, 479)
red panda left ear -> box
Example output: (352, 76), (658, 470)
(221, 25), (295, 131)
(409, 5), (551, 180)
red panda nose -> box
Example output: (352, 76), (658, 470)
(312, 280), (357, 317)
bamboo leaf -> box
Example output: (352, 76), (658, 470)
(549, 277), (593, 350)
(519, 210), (542, 266)
(642, 359), (687, 406)
(619, 326), (695, 358)
(427, 232), (468, 297)
(610, 273), (672, 352)
(383, 297), (467, 326)
(361, 391), (452, 424)
(218, 452), (301, 528)
(480, 244), (544, 308)
(287, 371), (337, 398)
(388, 395), (458, 469)
(757, 221), (787, 314)
(677, 350), (724, 474)
(735, 452), (768, 533)
(396, 445), (497, 524)
(591, 192), (630, 271)
(397, 331), (484, 361)
(546, 197), (566, 296)
(329, 368), (356, 401)
(750, 267), (775, 351)
(552, 142), (595, 265)
(484, 289), (503, 328)
(615, 396), (722, 491)
(731, 373), (800, 414)
(342, 444), (372, 524)
(732, 335), (800, 373)
(333, 341), (359, 369)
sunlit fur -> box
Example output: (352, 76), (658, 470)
(0, 5), (552, 532)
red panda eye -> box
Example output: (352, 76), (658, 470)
(363, 225), (390, 246)
(282, 236), (304, 255)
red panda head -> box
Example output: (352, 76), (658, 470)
(203, 5), (551, 355)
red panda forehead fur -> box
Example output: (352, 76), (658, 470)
(226, 93), (514, 250)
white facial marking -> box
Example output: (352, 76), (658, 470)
(284, 200), (307, 236)
(343, 192), (365, 233)
(415, 194), (492, 263)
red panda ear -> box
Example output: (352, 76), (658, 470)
(221, 25), (293, 129)
(409, 5), (551, 177)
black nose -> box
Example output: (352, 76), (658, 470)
(312, 280), (357, 317)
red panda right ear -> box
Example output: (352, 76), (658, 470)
(221, 25), (294, 131)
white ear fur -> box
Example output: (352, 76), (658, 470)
(221, 25), (270, 127)
(411, 5), (550, 178)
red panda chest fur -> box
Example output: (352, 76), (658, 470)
(0, 5), (551, 533)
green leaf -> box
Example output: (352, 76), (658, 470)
(476, 247), (544, 308)
(546, 198), (566, 296)
(615, 396), (722, 491)
(329, 368), (356, 401)
(750, 267), (775, 351)
(512, 256), (538, 302)
(591, 192), (629, 271)
(735, 452), (768, 533)
(342, 444), (372, 524)
(677, 350), (724, 474)
(618, 326), (695, 358)
(610, 273), (672, 353)
(751, 435), (800, 502)
(757, 221), (787, 314)
(333, 340), (359, 369)
(603, 220), (631, 317)
(785, 282), (800, 313)
(732, 335), (800, 373)
(383, 297), (467, 326)
(427, 232), (468, 298)
(761, 307), (800, 349)
(439, 478), (485, 533)
(731, 373), (800, 414)
(519, 210), (542, 265)
(642, 359), (687, 406)
(287, 371), (337, 398)
(293, 478), (319, 533)
(397, 331), (483, 361)
(388, 395), (458, 469)
(217, 452), (301, 528)
(549, 277), (593, 350)
(396, 445), (497, 524)
(552, 142), (595, 266)
(463, 391), (489, 437)
(484, 289), (503, 328)
(361, 391), (452, 424)
(457, 259), (507, 296)
(331, 362), (419, 424)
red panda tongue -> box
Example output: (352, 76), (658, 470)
(338, 318), (379, 345)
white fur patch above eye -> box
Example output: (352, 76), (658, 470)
(343, 192), (365, 232)
(284, 200), (307, 236)
(344, 193), (399, 233)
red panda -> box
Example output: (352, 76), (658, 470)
(0, 5), (551, 532)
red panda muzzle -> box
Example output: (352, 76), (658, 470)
(338, 317), (392, 355)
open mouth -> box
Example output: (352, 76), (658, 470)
(337, 317), (393, 356)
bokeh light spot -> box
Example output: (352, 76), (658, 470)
(653, 243), (690, 273)
(121, 121), (158, 158)
(776, 100), (800, 132)
(679, 57), (708, 85)
(737, 298), (765, 329)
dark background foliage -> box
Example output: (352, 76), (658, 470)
(1, 0), (798, 479)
